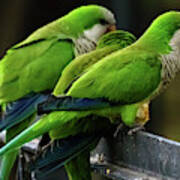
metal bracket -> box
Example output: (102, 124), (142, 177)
(91, 131), (180, 180)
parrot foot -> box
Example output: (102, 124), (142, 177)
(34, 140), (54, 159)
(128, 126), (145, 135)
(41, 141), (55, 157)
(113, 123), (124, 138)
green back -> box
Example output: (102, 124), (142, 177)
(53, 30), (136, 95)
(0, 39), (74, 103)
(67, 47), (162, 104)
(66, 11), (180, 104)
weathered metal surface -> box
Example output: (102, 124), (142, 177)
(91, 131), (180, 180)
(6, 130), (179, 179)
(92, 163), (160, 180)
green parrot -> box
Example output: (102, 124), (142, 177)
(1, 10), (180, 179)
(31, 30), (137, 179)
(0, 5), (116, 180)
(53, 30), (136, 95)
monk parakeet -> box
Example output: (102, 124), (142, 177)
(1, 10), (180, 179)
(0, 5), (116, 180)
(30, 30), (137, 179)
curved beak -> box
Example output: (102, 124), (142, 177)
(107, 24), (116, 32)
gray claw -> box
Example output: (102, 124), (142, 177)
(113, 123), (124, 138)
(128, 126), (145, 136)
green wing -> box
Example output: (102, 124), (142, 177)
(53, 46), (119, 95)
(53, 30), (136, 95)
(0, 38), (74, 103)
(13, 19), (69, 48)
(67, 48), (162, 104)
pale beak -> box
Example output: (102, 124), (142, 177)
(107, 24), (116, 32)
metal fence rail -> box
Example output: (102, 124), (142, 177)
(3, 130), (179, 179)
(91, 131), (180, 180)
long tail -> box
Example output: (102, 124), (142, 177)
(0, 150), (18, 180)
(65, 151), (92, 180)
(38, 95), (114, 114)
(0, 111), (89, 156)
(0, 115), (35, 180)
(31, 134), (99, 178)
(0, 93), (49, 131)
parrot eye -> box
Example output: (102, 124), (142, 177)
(99, 19), (108, 25)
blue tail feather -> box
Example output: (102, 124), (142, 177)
(30, 134), (100, 178)
(38, 95), (114, 114)
(0, 93), (49, 131)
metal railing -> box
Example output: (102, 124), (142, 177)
(11, 130), (180, 180)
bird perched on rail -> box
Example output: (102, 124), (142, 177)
(1, 10), (180, 180)
(0, 5), (116, 180)
(31, 30), (137, 179)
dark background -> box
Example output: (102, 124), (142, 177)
(0, 0), (180, 179)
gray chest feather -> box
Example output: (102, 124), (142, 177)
(160, 36), (180, 93)
(73, 36), (96, 56)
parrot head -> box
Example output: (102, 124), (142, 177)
(96, 30), (136, 49)
(136, 11), (180, 54)
(62, 5), (116, 43)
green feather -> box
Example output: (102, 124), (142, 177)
(0, 151), (18, 180)
(136, 11), (180, 54)
(0, 5), (115, 179)
(65, 151), (91, 180)
(2, 11), (180, 180)
(1, 11), (179, 151)
(0, 5), (115, 103)
(97, 30), (136, 49)
(0, 30), (135, 180)
(3, 10), (180, 177)
(0, 114), (35, 180)
(0, 40), (74, 102)
(0, 30), (136, 150)
(67, 49), (162, 103)
(54, 30), (136, 95)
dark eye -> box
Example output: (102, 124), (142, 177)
(99, 19), (108, 25)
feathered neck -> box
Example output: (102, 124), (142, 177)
(135, 11), (180, 54)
